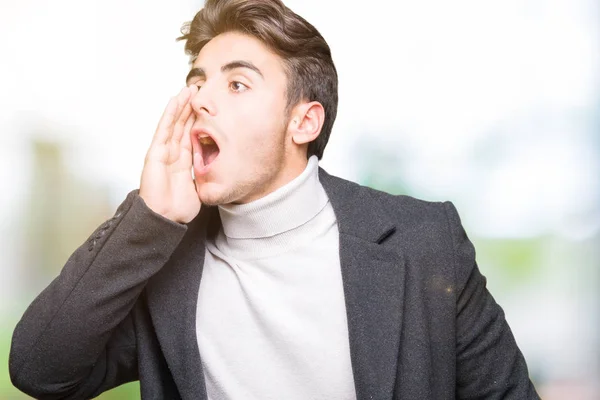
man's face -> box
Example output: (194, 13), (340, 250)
(187, 31), (297, 206)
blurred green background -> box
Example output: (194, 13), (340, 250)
(1, 0), (598, 399)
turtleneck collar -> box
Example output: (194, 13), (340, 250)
(217, 156), (328, 239)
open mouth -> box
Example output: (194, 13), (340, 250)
(197, 133), (220, 168)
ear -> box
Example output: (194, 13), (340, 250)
(287, 101), (325, 146)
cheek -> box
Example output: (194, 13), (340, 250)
(230, 94), (285, 140)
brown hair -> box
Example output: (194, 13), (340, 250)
(177, 0), (338, 159)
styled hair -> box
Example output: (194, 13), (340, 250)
(177, 0), (338, 159)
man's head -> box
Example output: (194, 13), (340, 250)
(177, 0), (338, 206)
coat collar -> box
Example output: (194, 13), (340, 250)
(146, 168), (405, 400)
(318, 167), (396, 243)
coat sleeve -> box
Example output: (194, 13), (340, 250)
(443, 202), (541, 400)
(9, 190), (188, 399)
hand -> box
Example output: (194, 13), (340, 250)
(139, 85), (200, 223)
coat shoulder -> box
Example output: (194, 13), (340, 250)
(320, 168), (465, 248)
(328, 171), (455, 228)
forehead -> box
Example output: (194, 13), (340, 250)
(193, 31), (285, 76)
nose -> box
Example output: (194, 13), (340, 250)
(190, 83), (216, 117)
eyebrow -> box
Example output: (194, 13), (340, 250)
(185, 60), (264, 85)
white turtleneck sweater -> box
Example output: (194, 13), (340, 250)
(196, 156), (357, 400)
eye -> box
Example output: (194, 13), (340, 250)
(229, 81), (249, 93)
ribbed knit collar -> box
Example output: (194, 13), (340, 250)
(217, 156), (328, 239)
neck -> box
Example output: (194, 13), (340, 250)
(217, 155), (327, 239)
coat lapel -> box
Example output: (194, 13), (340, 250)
(145, 207), (218, 400)
(320, 168), (406, 400)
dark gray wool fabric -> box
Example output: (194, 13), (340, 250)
(10, 168), (540, 399)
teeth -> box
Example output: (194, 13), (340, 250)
(199, 136), (215, 145)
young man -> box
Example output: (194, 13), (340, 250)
(10, 0), (540, 399)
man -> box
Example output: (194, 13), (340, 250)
(9, 0), (540, 399)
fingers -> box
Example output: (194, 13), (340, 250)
(181, 108), (196, 152)
(172, 85), (198, 145)
(152, 87), (193, 147)
(150, 97), (177, 147)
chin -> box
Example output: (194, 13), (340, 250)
(198, 192), (224, 207)
(197, 183), (235, 206)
